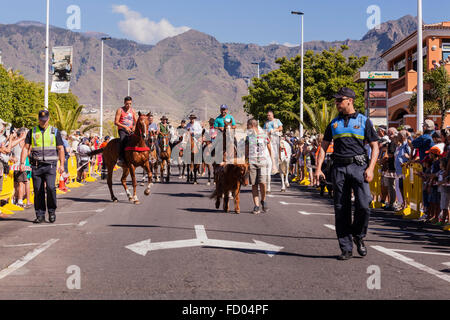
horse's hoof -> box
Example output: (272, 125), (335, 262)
(112, 198), (118, 203)
(144, 189), (150, 196)
(281, 189), (286, 193)
(134, 201), (141, 205)
(235, 211), (240, 214)
(207, 182), (211, 186)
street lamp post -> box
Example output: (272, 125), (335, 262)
(44, 0), (50, 109)
(291, 11), (304, 138)
(127, 77), (136, 96)
(417, 0), (424, 131)
(100, 37), (111, 139)
(251, 62), (260, 79)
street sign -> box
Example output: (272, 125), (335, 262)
(125, 225), (283, 257)
(355, 71), (399, 82)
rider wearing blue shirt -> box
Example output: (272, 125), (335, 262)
(214, 105), (236, 131)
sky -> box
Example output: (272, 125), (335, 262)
(0, 0), (449, 46)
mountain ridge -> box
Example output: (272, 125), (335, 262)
(0, 15), (419, 121)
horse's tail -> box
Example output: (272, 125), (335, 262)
(209, 188), (218, 199)
(88, 148), (105, 157)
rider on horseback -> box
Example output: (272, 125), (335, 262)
(115, 96), (138, 167)
(214, 104), (236, 132)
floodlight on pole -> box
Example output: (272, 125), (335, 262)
(251, 62), (260, 79)
(100, 36), (112, 139)
(127, 77), (136, 96)
(44, 0), (50, 110)
(291, 10), (304, 138)
(416, 0), (424, 131)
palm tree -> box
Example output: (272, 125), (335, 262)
(280, 102), (338, 135)
(52, 102), (99, 135)
(409, 65), (450, 124)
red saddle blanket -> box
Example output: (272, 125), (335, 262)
(125, 146), (150, 152)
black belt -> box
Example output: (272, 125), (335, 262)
(331, 154), (368, 165)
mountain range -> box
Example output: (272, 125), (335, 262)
(0, 15), (419, 122)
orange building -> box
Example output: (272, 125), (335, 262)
(381, 21), (450, 131)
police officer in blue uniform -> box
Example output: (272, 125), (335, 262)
(315, 88), (379, 260)
(20, 110), (65, 224)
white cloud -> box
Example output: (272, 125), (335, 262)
(269, 41), (298, 48)
(112, 5), (190, 45)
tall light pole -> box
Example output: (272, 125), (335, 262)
(44, 0), (50, 109)
(417, 0), (424, 131)
(127, 77), (136, 96)
(292, 11), (304, 138)
(251, 62), (260, 79)
(100, 36), (111, 139)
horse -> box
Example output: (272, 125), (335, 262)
(279, 139), (292, 192)
(89, 112), (152, 204)
(186, 133), (201, 184)
(178, 146), (186, 179)
(140, 131), (159, 185)
(210, 163), (249, 214)
(158, 133), (172, 183)
(202, 141), (214, 186)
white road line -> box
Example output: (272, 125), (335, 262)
(58, 208), (105, 214)
(0, 239), (59, 280)
(371, 245), (450, 283)
(280, 201), (333, 207)
(87, 192), (125, 197)
(391, 249), (450, 257)
(2, 243), (40, 248)
(29, 220), (88, 228)
(195, 225), (208, 241)
(369, 227), (450, 238)
(299, 211), (334, 216)
(442, 262), (450, 267)
(324, 224), (336, 231)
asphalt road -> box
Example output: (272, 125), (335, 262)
(0, 167), (449, 300)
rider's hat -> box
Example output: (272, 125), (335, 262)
(189, 114), (197, 119)
(160, 115), (168, 121)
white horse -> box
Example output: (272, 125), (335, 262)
(279, 139), (292, 192)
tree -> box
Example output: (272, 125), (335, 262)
(409, 65), (450, 124)
(243, 45), (368, 131)
(52, 102), (99, 135)
(280, 102), (338, 135)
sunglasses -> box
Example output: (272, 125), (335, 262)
(335, 97), (349, 103)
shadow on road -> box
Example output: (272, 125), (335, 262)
(154, 193), (205, 198)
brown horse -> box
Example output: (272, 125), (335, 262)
(159, 133), (171, 183)
(90, 112), (152, 204)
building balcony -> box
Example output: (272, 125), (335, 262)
(388, 70), (418, 98)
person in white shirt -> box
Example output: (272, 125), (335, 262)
(77, 138), (92, 182)
(186, 114), (203, 137)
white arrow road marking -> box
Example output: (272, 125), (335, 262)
(126, 225), (283, 257)
(298, 211), (334, 216)
(0, 239), (59, 280)
(371, 245), (450, 284)
(2, 243), (41, 248)
(280, 201), (332, 206)
(29, 220), (88, 228)
(58, 208), (105, 214)
(324, 224), (336, 231)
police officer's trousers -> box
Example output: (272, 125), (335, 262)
(32, 163), (57, 218)
(331, 162), (372, 252)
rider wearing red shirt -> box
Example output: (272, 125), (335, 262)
(114, 96), (138, 166)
